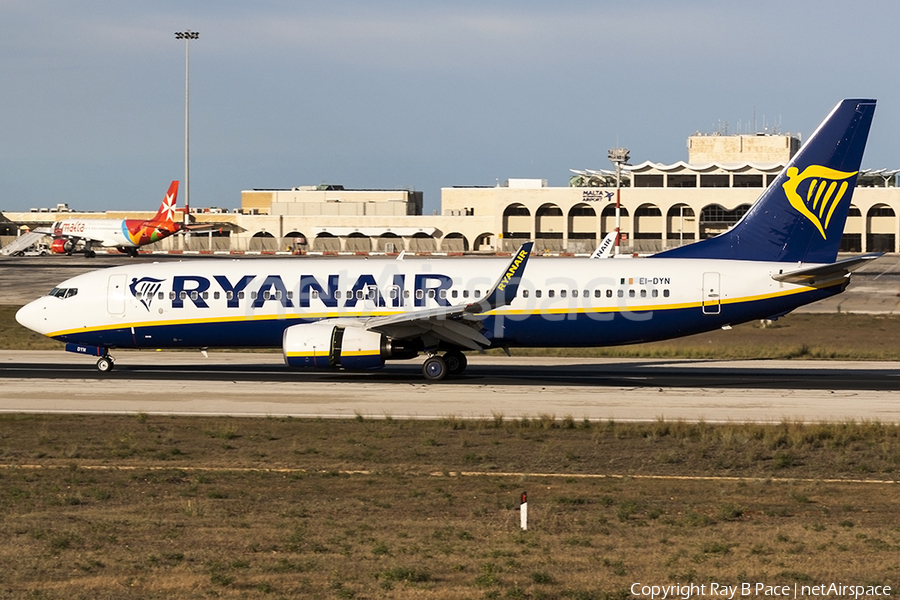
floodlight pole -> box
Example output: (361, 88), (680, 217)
(175, 30), (199, 226)
(608, 148), (630, 255)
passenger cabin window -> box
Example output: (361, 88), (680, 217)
(522, 290), (529, 298)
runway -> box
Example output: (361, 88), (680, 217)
(1, 350), (898, 422)
(3, 255), (899, 422)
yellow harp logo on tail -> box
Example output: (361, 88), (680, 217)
(782, 165), (857, 240)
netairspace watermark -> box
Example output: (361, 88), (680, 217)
(631, 582), (892, 600)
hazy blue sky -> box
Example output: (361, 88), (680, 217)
(2, 1), (898, 214)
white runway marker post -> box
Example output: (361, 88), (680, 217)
(520, 491), (527, 531)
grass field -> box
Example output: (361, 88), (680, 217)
(2, 415), (900, 599)
(3, 306), (900, 598)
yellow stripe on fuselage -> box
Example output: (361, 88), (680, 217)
(45, 282), (834, 340)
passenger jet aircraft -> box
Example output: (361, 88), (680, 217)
(16, 99), (880, 381)
(39, 181), (181, 257)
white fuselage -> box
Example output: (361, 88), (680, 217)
(16, 256), (838, 350)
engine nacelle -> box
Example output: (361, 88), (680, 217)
(283, 323), (418, 371)
(50, 238), (74, 254)
(283, 322), (339, 369)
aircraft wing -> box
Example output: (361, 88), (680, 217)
(771, 253), (882, 285)
(362, 242), (533, 349)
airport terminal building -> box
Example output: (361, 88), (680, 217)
(3, 131), (899, 255)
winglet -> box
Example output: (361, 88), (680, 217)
(589, 231), (617, 259)
(465, 241), (533, 313)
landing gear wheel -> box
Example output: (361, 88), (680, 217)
(84, 250), (96, 258)
(422, 355), (448, 382)
(96, 356), (114, 372)
(443, 351), (467, 376)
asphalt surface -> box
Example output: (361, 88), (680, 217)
(2, 254), (898, 422)
(0, 351), (897, 422)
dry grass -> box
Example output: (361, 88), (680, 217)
(1, 414), (900, 598)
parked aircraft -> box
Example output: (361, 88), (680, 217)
(42, 181), (181, 258)
(16, 99), (880, 381)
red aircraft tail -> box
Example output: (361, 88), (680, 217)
(150, 181), (179, 224)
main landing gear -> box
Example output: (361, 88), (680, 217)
(96, 354), (115, 372)
(421, 350), (468, 382)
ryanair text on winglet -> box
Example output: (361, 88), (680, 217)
(496, 248), (529, 292)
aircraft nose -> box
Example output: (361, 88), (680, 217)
(16, 299), (50, 335)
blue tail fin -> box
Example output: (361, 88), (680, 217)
(655, 99), (876, 263)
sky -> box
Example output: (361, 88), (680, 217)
(2, 0), (899, 214)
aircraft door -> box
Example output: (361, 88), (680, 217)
(702, 272), (721, 315)
(107, 274), (127, 316)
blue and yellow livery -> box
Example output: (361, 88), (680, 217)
(16, 99), (881, 381)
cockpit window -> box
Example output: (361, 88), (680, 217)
(49, 287), (77, 299)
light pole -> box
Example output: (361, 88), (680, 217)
(175, 30), (199, 225)
(607, 147), (630, 255)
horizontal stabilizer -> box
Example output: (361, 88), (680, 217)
(772, 253), (882, 285)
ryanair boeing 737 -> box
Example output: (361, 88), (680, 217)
(16, 99), (880, 381)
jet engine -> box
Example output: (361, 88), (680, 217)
(282, 322), (418, 371)
(50, 239), (75, 254)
